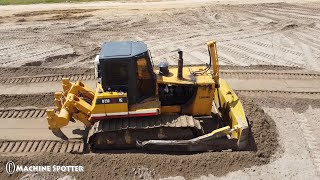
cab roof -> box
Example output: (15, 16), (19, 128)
(99, 41), (147, 59)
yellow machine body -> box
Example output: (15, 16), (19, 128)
(47, 41), (249, 151)
(156, 66), (215, 116)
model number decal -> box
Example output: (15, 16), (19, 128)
(96, 97), (127, 104)
(101, 99), (111, 104)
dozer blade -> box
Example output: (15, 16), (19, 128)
(136, 126), (234, 152)
(52, 128), (68, 141)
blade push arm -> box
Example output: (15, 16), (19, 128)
(207, 41), (220, 87)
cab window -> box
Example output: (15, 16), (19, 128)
(136, 57), (153, 99)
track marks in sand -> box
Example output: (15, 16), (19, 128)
(295, 108), (320, 176)
(1, 3), (320, 70)
(0, 109), (47, 119)
(0, 140), (83, 153)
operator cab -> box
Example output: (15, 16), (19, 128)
(96, 41), (155, 104)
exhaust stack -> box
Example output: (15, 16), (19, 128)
(177, 50), (183, 79)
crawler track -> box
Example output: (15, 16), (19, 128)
(0, 140), (84, 153)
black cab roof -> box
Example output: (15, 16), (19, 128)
(99, 41), (147, 59)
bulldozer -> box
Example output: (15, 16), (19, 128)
(46, 41), (249, 152)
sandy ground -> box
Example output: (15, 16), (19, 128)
(209, 101), (320, 179)
(1, 0), (320, 70)
(0, 0), (320, 179)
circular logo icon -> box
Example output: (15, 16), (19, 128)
(6, 161), (15, 174)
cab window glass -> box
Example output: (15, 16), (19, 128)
(136, 57), (152, 99)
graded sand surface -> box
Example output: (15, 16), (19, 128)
(0, 0), (320, 179)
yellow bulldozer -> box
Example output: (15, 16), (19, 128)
(46, 41), (249, 152)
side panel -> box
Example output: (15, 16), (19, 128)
(182, 85), (214, 116)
